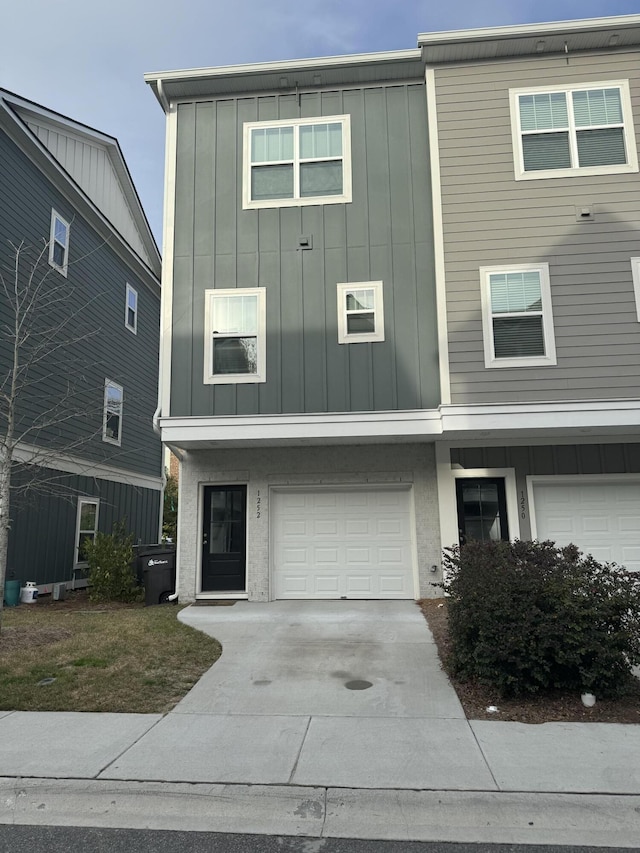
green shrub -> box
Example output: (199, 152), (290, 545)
(441, 540), (640, 698)
(83, 520), (139, 603)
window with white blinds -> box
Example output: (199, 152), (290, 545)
(204, 288), (266, 384)
(243, 115), (352, 209)
(510, 82), (637, 180)
(480, 264), (556, 369)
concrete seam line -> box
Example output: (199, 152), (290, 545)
(287, 716), (312, 785)
(467, 721), (501, 792)
(93, 717), (165, 779)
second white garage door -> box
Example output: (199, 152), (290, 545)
(272, 487), (416, 599)
(532, 479), (640, 571)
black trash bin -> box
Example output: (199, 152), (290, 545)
(136, 545), (177, 606)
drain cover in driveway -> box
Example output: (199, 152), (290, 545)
(345, 679), (373, 690)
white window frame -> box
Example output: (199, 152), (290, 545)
(480, 263), (556, 369)
(242, 114), (352, 210)
(74, 498), (99, 566)
(631, 258), (640, 322)
(103, 379), (123, 446)
(125, 283), (138, 334)
(509, 80), (638, 181)
(48, 209), (70, 276)
(204, 287), (266, 384)
(337, 281), (385, 344)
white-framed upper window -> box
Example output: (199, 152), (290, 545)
(49, 209), (70, 275)
(243, 115), (352, 209)
(103, 379), (123, 445)
(125, 283), (138, 334)
(480, 263), (556, 369)
(204, 287), (266, 384)
(631, 258), (640, 322)
(75, 498), (99, 565)
(337, 281), (385, 344)
(510, 81), (638, 180)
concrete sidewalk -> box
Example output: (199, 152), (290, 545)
(1, 601), (639, 846)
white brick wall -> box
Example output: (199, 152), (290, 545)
(176, 443), (442, 602)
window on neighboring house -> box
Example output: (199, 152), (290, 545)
(103, 379), (123, 445)
(510, 81), (638, 179)
(75, 498), (99, 565)
(337, 281), (385, 344)
(204, 288), (266, 384)
(631, 258), (640, 322)
(243, 115), (352, 209)
(125, 283), (138, 333)
(49, 209), (70, 275)
(480, 264), (556, 368)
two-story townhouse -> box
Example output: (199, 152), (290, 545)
(0, 90), (163, 593)
(421, 16), (640, 570)
(145, 51), (445, 601)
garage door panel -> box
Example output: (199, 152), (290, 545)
(533, 481), (640, 572)
(273, 487), (415, 599)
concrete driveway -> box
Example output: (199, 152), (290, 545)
(100, 600), (498, 789)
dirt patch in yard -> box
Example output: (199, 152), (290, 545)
(419, 598), (640, 724)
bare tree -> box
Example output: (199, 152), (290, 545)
(0, 236), (103, 626)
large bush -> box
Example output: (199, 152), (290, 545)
(83, 520), (139, 603)
(442, 539), (640, 698)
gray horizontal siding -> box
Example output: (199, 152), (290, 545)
(171, 83), (439, 416)
(434, 51), (640, 404)
(7, 468), (161, 586)
(0, 130), (161, 479)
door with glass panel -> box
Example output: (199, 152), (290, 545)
(455, 478), (509, 544)
(201, 486), (247, 591)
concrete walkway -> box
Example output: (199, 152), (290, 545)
(1, 601), (639, 846)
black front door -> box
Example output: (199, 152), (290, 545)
(456, 478), (509, 545)
(201, 485), (247, 592)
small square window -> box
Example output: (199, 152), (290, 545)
(510, 81), (638, 180)
(204, 288), (266, 384)
(337, 281), (385, 344)
(243, 115), (352, 209)
(49, 209), (70, 276)
(75, 498), (99, 565)
(480, 264), (556, 368)
(103, 379), (123, 445)
(125, 284), (138, 333)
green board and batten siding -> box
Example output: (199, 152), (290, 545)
(171, 83), (439, 417)
(434, 51), (640, 404)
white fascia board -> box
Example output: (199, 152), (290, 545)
(0, 96), (161, 283)
(417, 15), (640, 46)
(441, 400), (640, 434)
(159, 410), (443, 445)
(145, 49), (422, 86)
(14, 443), (163, 491)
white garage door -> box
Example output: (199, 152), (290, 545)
(272, 488), (416, 599)
(532, 480), (640, 571)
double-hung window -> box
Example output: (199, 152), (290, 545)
(631, 258), (640, 322)
(49, 209), (70, 275)
(243, 115), (352, 209)
(204, 288), (266, 384)
(125, 283), (138, 333)
(103, 379), (123, 445)
(337, 281), (385, 344)
(480, 264), (556, 368)
(75, 499), (99, 565)
(510, 81), (638, 179)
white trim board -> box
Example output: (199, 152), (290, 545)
(159, 104), (178, 418)
(13, 443), (163, 491)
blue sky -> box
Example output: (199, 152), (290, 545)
(2, 0), (639, 247)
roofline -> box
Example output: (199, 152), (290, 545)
(418, 14), (640, 46)
(144, 48), (421, 86)
(0, 88), (161, 273)
(0, 97), (160, 289)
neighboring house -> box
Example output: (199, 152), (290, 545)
(146, 13), (640, 603)
(421, 16), (640, 572)
(0, 89), (163, 592)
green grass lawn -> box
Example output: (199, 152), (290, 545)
(0, 594), (221, 713)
